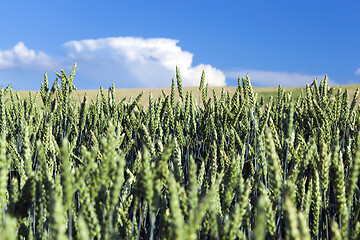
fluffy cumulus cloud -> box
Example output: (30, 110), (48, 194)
(355, 68), (360, 75)
(226, 70), (334, 87)
(0, 42), (56, 70)
(2, 37), (337, 90)
(63, 37), (226, 88)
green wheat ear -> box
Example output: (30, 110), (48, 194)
(283, 196), (301, 240)
(310, 169), (321, 238)
(0, 214), (17, 240)
(136, 147), (154, 204)
(265, 128), (282, 204)
(0, 87), (6, 135)
(331, 220), (343, 240)
(76, 214), (90, 240)
(49, 178), (67, 240)
(167, 173), (185, 240)
(0, 134), (9, 227)
(176, 66), (184, 102)
(330, 138), (348, 239)
(345, 132), (360, 207)
(254, 194), (267, 240)
(199, 70), (205, 91)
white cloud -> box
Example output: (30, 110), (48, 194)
(5, 38), (341, 90)
(226, 70), (335, 87)
(0, 42), (57, 70)
(355, 68), (360, 75)
(63, 37), (226, 88)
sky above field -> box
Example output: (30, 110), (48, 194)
(0, 1), (360, 90)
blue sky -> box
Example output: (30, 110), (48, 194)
(0, 1), (359, 90)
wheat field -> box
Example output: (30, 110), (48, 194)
(0, 67), (360, 239)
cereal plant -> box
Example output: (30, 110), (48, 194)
(0, 65), (359, 239)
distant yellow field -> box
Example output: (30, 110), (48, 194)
(6, 84), (360, 107)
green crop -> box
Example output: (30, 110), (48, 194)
(0, 65), (359, 239)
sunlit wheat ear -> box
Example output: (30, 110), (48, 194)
(59, 138), (74, 239)
(136, 147), (154, 204)
(0, 214), (17, 240)
(76, 214), (90, 240)
(48, 178), (67, 240)
(176, 66), (184, 102)
(167, 174), (185, 240)
(331, 220), (343, 240)
(199, 70), (205, 92)
(0, 134), (9, 226)
(283, 196), (301, 240)
(257, 186), (276, 237)
(331, 137), (348, 239)
(106, 152), (125, 234)
(0, 87), (6, 135)
(319, 138), (330, 209)
(254, 194), (267, 240)
(351, 221), (360, 240)
(265, 128), (282, 204)
(345, 132), (360, 207)
(310, 169), (321, 238)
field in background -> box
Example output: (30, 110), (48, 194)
(9, 84), (360, 107)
